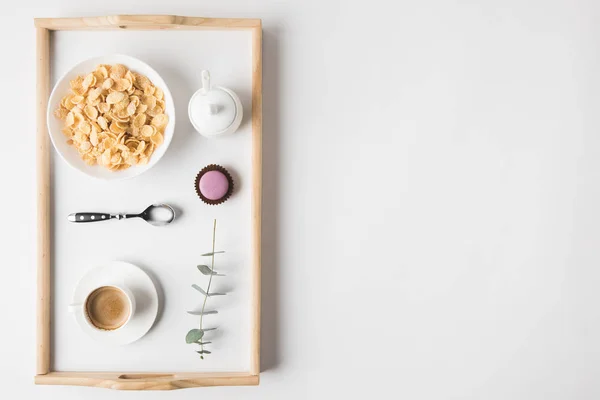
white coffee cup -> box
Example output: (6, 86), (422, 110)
(68, 283), (136, 331)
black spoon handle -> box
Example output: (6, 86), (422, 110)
(67, 213), (138, 223)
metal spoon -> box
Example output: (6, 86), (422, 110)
(67, 203), (176, 226)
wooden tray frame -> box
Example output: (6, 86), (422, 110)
(34, 15), (262, 390)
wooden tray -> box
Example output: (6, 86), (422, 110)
(34, 15), (262, 390)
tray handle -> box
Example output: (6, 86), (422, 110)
(35, 372), (259, 390)
(118, 374), (174, 380)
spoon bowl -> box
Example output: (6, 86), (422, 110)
(141, 204), (176, 226)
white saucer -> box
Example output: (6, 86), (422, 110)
(71, 261), (159, 345)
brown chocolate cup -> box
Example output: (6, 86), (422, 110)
(194, 164), (234, 205)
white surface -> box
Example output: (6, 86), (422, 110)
(47, 54), (176, 180)
(50, 29), (253, 372)
(2, 0), (600, 399)
(70, 261), (158, 345)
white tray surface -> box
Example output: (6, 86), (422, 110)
(50, 29), (253, 372)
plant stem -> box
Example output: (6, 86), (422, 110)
(199, 219), (217, 355)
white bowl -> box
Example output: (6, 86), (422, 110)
(47, 54), (175, 180)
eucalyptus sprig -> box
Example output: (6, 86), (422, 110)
(185, 219), (225, 359)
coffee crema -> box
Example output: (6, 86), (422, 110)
(85, 286), (131, 331)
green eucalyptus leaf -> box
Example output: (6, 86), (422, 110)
(185, 329), (204, 343)
(196, 350), (212, 354)
(192, 284), (225, 297)
(203, 327), (216, 331)
(201, 251), (225, 256)
(196, 341), (212, 345)
(192, 284), (207, 295)
(187, 310), (218, 316)
(197, 265), (218, 275)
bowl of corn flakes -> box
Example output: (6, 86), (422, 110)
(47, 54), (175, 180)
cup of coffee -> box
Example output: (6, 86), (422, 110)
(69, 284), (136, 331)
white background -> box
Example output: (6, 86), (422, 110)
(1, 0), (600, 399)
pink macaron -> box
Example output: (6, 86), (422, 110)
(194, 165), (234, 205)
